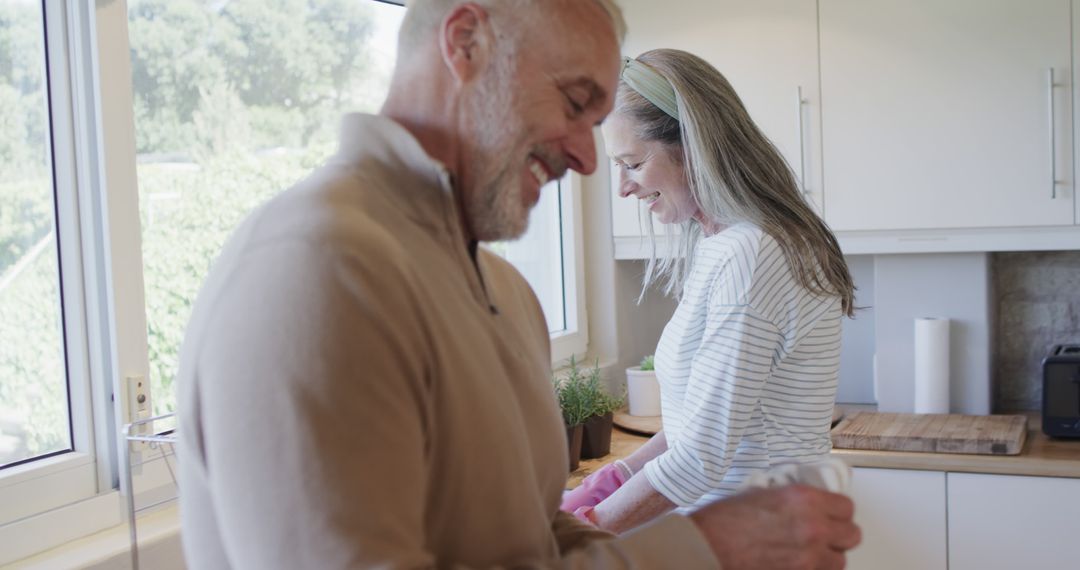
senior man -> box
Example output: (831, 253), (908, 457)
(177, 1), (861, 568)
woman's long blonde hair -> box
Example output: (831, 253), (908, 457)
(618, 49), (855, 316)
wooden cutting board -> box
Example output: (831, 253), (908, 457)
(831, 412), (1028, 456)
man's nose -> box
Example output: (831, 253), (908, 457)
(563, 125), (598, 175)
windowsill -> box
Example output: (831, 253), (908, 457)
(4, 504), (182, 569)
(0, 452), (97, 526)
(1, 450), (179, 566)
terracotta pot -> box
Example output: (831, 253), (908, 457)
(580, 412), (614, 459)
(566, 423), (583, 472)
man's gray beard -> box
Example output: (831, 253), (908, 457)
(466, 165), (529, 242)
(463, 73), (530, 242)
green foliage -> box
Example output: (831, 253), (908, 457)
(127, 0), (222, 154)
(0, 239), (69, 464)
(0, 176), (53, 270)
(553, 367), (591, 428)
(0, 2), (51, 272)
(126, 0), (384, 416)
(0, 3), (45, 93)
(0, 2), (48, 174)
(138, 144), (333, 415)
(0, 2), (68, 465)
(0, 83), (47, 179)
(639, 354), (655, 371)
(128, 0), (379, 155)
(553, 357), (625, 427)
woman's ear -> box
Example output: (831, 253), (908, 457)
(439, 3), (492, 85)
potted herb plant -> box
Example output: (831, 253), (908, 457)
(553, 362), (591, 472)
(578, 360), (625, 460)
(626, 354), (661, 416)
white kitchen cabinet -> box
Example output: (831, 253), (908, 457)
(846, 467), (947, 570)
(819, 0), (1074, 232)
(611, 0), (821, 249)
(947, 472), (1080, 569)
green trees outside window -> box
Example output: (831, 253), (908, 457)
(0, 1), (69, 467)
(0, 0), (404, 466)
(131, 0), (402, 418)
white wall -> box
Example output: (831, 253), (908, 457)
(874, 253), (992, 414)
(839, 255), (876, 403)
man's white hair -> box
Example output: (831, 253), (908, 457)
(399, 0), (626, 51)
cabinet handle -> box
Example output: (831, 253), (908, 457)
(796, 86), (807, 195)
(1048, 67), (1059, 199)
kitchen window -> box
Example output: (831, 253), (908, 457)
(0, 0), (116, 553)
(0, 0), (588, 561)
(130, 0), (587, 417)
(491, 173), (589, 364)
(1, 0), (73, 475)
(128, 0), (409, 418)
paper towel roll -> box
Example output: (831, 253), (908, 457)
(914, 317), (950, 414)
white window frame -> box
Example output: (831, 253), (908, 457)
(0, 0), (100, 528)
(0, 1), (172, 563)
(549, 173), (590, 366)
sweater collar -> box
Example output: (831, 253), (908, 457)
(335, 113), (453, 193)
(333, 113), (468, 235)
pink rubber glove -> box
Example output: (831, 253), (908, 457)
(560, 461), (632, 514)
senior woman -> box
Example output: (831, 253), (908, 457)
(562, 49), (856, 533)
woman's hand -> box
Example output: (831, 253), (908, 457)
(560, 460), (633, 517)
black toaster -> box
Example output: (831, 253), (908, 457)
(1042, 344), (1080, 438)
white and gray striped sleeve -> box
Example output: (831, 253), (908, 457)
(643, 300), (783, 507)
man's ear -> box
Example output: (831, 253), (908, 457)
(439, 3), (492, 84)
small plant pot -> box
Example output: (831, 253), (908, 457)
(566, 423), (583, 472)
(581, 412), (614, 459)
(626, 366), (661, 416)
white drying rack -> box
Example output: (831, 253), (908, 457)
(121, 412), (178, 570)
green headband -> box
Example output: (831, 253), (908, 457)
(620, 56), (679, 120)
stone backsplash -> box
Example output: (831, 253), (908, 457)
(993, 251), (1080, 411)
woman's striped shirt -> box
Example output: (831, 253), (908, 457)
(643, 223), (842, 510)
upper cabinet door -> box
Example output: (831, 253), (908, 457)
(820, 0), (1074, 232)
(612, 0), (821, 240)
